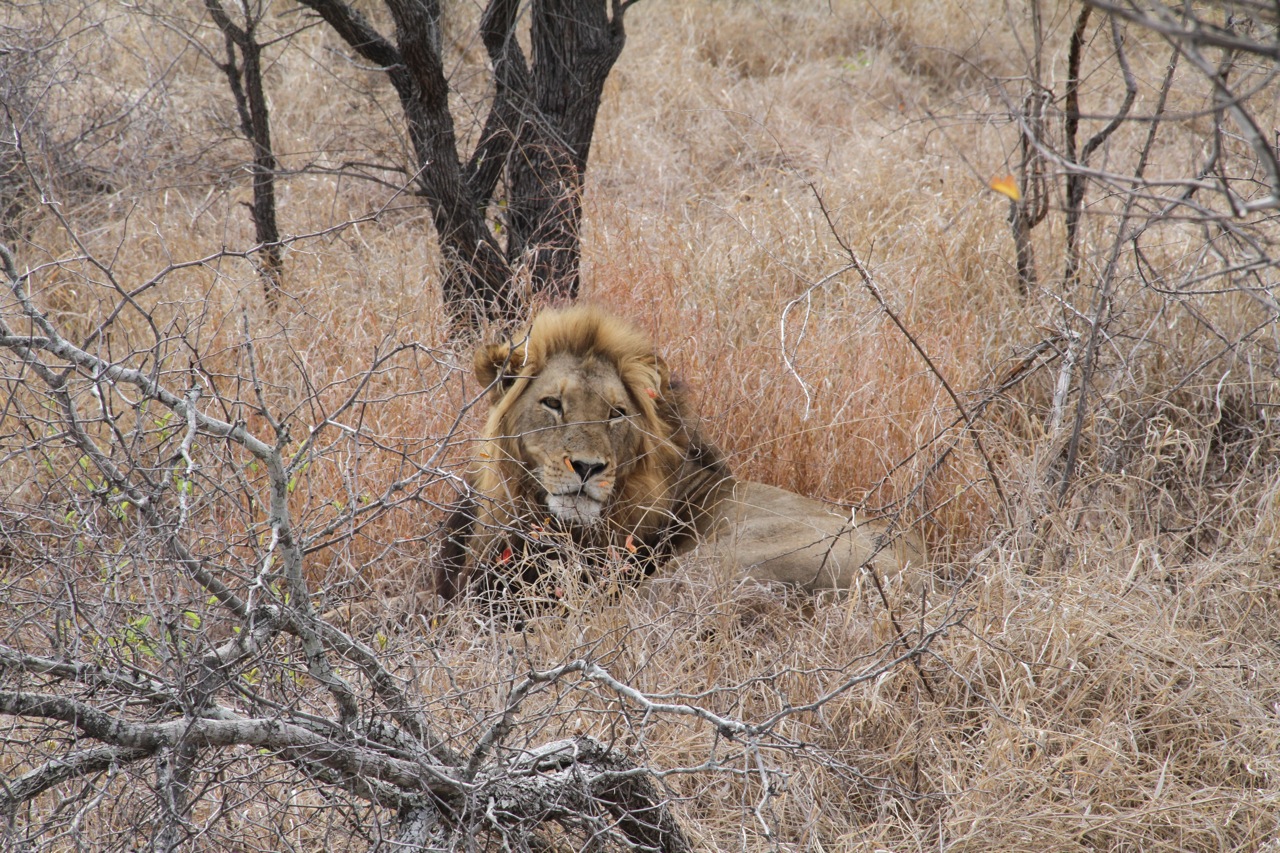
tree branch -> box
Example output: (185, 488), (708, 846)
(806, 187), (1013, 521)
(1, 745), (154, 810)
(466, 0), (531, 204)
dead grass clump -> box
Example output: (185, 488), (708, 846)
(688, 0), (1006, 96)
(404, 513), (1280, 851)
(926, 524), (1280, 851)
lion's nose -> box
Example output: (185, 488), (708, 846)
(570, 459), (607, 482)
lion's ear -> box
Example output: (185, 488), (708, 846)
(475, 342), (525, 401)
(639, 353), (674, 401)
(629, 352), (676, 411)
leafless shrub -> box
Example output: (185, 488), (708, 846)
(0, 7), (126, 244)
(964, 0), (1280, 506)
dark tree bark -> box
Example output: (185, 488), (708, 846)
(297, 0), (637, 333)
(1009, 89), (1049, 296)
(1063, 10), (1134, 287)
(204, 0), (285, 308)
(506, 0), (629, 302)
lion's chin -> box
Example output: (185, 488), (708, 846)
(545, 493), (605, 526)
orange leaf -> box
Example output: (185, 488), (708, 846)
(624, 534), (638, 554)
(498, 546), (513, 565)
(645, 388), (658, 399)
(989, 175), (1021, 201)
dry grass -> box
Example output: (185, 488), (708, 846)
(3, 0), (1280, 850)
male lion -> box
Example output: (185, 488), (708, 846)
(435, 306), (925, 606)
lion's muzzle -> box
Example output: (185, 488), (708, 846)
(546, 492), (606, 525)
(543, 455), (612, 525)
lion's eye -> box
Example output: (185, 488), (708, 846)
(540, 397), (562, 413)
(609, 406), (629, 421)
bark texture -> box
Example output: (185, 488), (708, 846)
(300, 0), (633, 332)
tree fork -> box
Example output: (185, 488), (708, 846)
(299, 0), (637, 332)
(506, 0), (633, 303)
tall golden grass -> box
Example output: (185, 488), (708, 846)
(3, 0), (1279, 849)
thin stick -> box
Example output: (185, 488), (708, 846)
(809, 185), (1012, 523)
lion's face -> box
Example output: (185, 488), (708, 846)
(498, 352), (645, 527)
(469, 307), (697, 554)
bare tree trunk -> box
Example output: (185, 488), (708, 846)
(1010, 91), (1048, 296)
(299, 0), (519, 331)
(205, 0), (285, 308)
(1063, 11), (1134, 287)
(385, 0), (521, 330)
(506, 0), (629, 303)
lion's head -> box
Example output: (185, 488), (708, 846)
(468, 306), (718, 544)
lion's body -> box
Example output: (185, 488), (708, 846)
(436, 306), (925, 603)
(692, 480), (925, 593)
